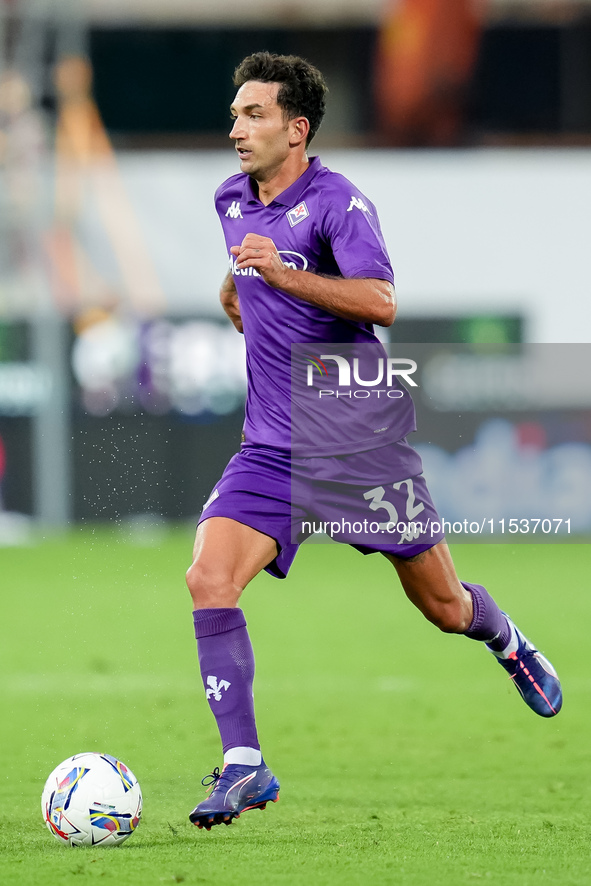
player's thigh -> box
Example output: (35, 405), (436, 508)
(188, 516), (279, 601)
(383, 540), (472, 632)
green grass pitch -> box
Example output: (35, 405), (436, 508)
(0, 527), (589, 886)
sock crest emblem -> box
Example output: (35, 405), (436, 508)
(206, 675), (231, 702)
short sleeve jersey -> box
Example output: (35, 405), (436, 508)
(215, 156), (416, 454)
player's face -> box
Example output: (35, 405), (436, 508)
(229, 81), (292, 181)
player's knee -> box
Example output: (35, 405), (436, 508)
(185, 559), (242, 609)
(425, 600), (470, 634)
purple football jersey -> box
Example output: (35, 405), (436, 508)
(215, 156), (416, 453)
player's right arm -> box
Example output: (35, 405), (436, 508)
(220, 271), (243, 333)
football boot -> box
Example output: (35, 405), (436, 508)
(489, 617), (562, 717)
(189, 761), (279, 830)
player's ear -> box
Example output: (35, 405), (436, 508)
(290, 116), (310, 147)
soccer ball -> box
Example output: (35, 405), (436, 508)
(41, 753), (142, 847)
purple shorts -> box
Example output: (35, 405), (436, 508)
(198, 442), (444, 578)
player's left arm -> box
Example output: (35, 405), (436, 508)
(219, 270), (243, 333)
(230, 234), (396, 327)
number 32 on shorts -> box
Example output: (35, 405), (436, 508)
(363, 479), (425, 531)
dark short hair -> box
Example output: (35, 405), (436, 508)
(233, 51), (328, 146)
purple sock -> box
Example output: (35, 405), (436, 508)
(193, 608), (260, 754)
(462, 582), (511, 648)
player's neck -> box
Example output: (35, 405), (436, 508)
(255, 154), (310, 206)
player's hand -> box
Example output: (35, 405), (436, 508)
(231, 234), (290, 289)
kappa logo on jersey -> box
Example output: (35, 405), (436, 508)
(399, 521), (423, 542)
(286, 201), (309, 227)
(206, 675), (231, 702)
(347, 196), (372, 215)
(225, 201), (243, 219)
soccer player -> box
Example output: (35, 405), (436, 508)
(186, 52), (562, 830)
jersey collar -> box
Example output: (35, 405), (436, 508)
(242, 156), (322, 206)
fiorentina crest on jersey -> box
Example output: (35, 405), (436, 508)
(287, 201), (309, 227)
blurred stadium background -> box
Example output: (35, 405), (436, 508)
(0, 0), (590, 537)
